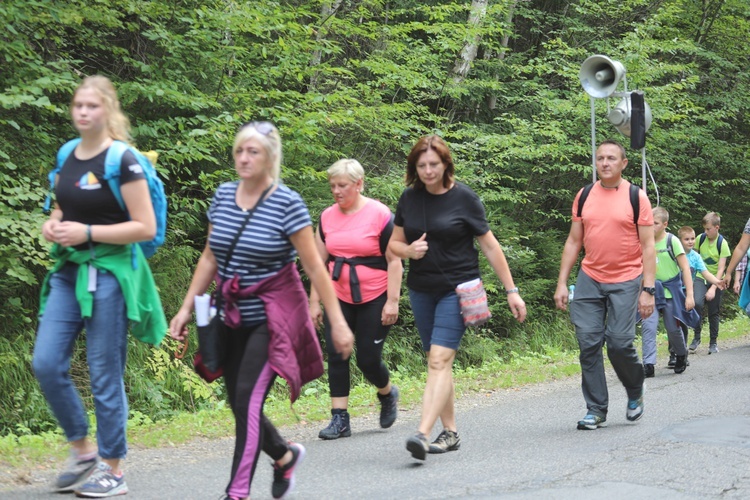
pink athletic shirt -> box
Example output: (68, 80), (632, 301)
(572, 180), (653, 284)
(321, 199), (392, 304)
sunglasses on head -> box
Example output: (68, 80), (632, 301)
(241, 121), (275, 135)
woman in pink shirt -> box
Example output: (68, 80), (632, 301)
(309, 159), (403, 440)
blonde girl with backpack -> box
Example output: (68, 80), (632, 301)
(34, 75), (167, 497)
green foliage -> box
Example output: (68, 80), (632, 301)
(2, 0), (749, 434)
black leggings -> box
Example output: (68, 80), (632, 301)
(223, 323), (288, 499)
(324, 292), (391, 398)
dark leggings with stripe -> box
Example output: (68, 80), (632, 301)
(223, 323), (288, 499)
(323, 292), (391, 397)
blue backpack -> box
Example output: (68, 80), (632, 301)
(44, 139), (167, 261)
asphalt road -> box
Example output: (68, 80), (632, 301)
(3, 341), (750, 499)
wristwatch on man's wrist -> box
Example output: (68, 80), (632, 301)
(642, 286), (656, 296)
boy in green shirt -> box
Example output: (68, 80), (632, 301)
(641, 207), (696, 376)
(690, 212), (731, 354)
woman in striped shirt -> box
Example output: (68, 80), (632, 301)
(170, 122), (353, 500)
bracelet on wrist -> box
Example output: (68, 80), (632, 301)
(505, 287), (519, 295)
(86, 225), (92, 243)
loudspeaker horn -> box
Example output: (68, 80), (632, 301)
(579, 55), (626, 98)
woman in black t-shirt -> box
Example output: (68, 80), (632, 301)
(34, 76), (159, 497)
(389, 135), (526, 460)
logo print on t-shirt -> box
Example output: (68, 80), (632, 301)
(76, 172), (102, 190)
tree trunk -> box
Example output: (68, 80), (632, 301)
(486, 0), (516, 110)
(309, 0), (345, 91)
(452, 0), (489, 84)
(694, 0), (726, 45)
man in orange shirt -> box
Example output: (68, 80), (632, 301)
(554, 140), (656, 430)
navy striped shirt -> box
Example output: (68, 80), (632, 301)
(208, 181), (312, 325)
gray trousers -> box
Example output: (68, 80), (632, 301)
(570, 271), (645, 417)
(641, 299), (688, 365)
(693, 279), (723, 344)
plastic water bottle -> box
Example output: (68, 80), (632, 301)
(568, 285), (575, 302)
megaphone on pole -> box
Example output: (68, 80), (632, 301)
(579, 55), (626, 98)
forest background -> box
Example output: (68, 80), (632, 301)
(1, 0), (749, 436)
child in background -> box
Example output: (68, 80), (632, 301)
(641, 208), (696, 377)
(676, 226), (724, 364)
(690, 212), (731, 354)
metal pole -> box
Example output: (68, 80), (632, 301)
(590, 96), (597, 182)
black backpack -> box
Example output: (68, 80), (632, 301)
(576, 182), (641, 229)
(696, 232), (726, 256)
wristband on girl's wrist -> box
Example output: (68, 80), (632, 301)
(86, 225), (92, 242)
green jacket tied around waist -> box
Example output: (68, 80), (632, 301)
(38, 243), (167, 345)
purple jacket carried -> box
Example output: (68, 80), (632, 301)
(218, 262), (324, 402)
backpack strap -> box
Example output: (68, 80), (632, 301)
(666, 233), (677, 262)
(575, 183), (595, 218)
(102, 140), (130, 212)
(44, 139), (82, 213)
(629, 183), (640, 227)
(379, 213), (395, 256)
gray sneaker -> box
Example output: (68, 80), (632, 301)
(689, 338), (701, 352)
(318, 409), (351, 440)
(708, 343), (719, 354)
(74, 462), (128, 497)
(428, 429), (460, 454)
(626, 387), (645, 422)
(55, 451), (97, 492)
(577, 413), (607, 430)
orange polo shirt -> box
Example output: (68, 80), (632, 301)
(572, 180), (653, 284)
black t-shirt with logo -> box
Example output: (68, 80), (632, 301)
(394, 182), (490, 293)
(55, 147), (144, 225)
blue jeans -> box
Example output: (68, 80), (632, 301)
(33, 263), (129, 459)
(641, 299), (687, 365)
(408, 288), (466, 351)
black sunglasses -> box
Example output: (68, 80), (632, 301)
(241, 121), (275, 135)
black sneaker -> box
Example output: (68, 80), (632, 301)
(643, 363), (655, 378)
(272, 442), (305, 499)
(667, 352), (676, 368)
(377, 386), (399, 429)
(428, 429), (460, 454)
(674, 355), (688, 374)
(318, 409), (351, 440)
(406, 432), (429, 460)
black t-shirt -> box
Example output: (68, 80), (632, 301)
(394, 182), (490, 293)
(55, 147), (144, 225)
